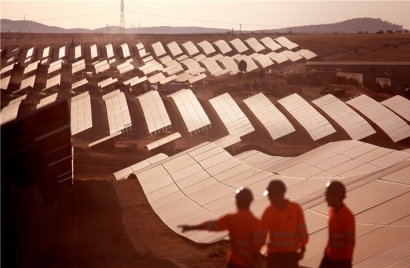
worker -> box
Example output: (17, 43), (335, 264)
(319, 181), (355, 268)
(261, 180), (308, 268)
(178, 187), (267, 268)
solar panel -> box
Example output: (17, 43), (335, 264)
(213, 134), (241, 148)
(26, 47), (35, 58)
(166, 41), (184, 58)
(180, 58), (201, 70)
(94, 60), (110, 73)
(244, 37), (265, 53)
(0, 64), (15, 75)
(296, 49), (317, 60)
(216, 56), (240, 74)
(312, 94), (376, 140)
(71, 78), (88, 90)
(48, 59), (63, 74)
(103, 89), (132, 135)
(229, 38), (249, 54)
(0, 95), (26, 125)
(212, 40), (232, 55)
(200, 56), (230, 76)
(197, 40), (216, 56)
(105, 43), (115, 59)
(381, 95), (410, 122)
(278, 93), (336, 141)
(209, 93), (254, 137)
(71, 91), (93, 135)
(19, 75), (36, 90)
(44, 74), (61, 90)
(151, 41), (167, 58)
(23, 60), (40, 75)
(176, 54), (188, 62)
(113, 153), (169, 181)
(37, 93), (58, 109)
(136, 90), (172, 134)
(1, 76), (11, 90)
(97, 77), (118, 88)
(243, 93), (295, 140)
(280, 50), (304, 62)
(188, 73), (207, 84)
(259, 37), (282, 52)
(137, 43), (151, 58)
(266, 51), (289, 64)
(120, 43), (131, 58)
(145, 132), (181, 150)
(123, 75), (147, 86)
(90, 44), (98, 59)
(6, 56), (15, 64)
(347, 95), (410, 142)
(72, 59), (86, 75)
(249, 53), (274, 69)
(116, 61), (134, 74)
(72, 45), (81, 59)
(58, 45), (66, 59)
(274, 36), (298, 50)
(180, 41), (199, 57)
(168, 89), (211, 134)
(42, 46), (51, 58)
(233, 55), (259, 72)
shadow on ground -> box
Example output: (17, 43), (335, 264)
(35, 180), (181, 268)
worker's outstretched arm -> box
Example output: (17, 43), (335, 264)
(178, 224), (204, 232)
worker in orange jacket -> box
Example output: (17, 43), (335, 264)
(261, 180), (308, 268)
(319, 180), (355, 268)
(179, 187), (267, 268)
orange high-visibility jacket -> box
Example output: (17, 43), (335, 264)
(325, 204), (355, 261)
(201, 209), (267, 267)
(261, 200), (308, 253)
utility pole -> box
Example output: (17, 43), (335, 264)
(240, 24), (241, 36)
(120, 0), (125, 34)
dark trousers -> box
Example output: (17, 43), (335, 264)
(267, 252), (299, 268)
(319, 255), (352, 268)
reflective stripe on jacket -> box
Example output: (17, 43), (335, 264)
(201, 209), (267, 266)
(325, 204), (355, 261)
(261, 200), (308, 253)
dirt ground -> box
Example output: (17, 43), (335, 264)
(2, 33), (410, 267)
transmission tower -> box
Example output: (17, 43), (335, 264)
(120, 0), (125, 33)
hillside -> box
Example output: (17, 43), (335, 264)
(1, 18), (408, 34)
(271, 18), (408, 34)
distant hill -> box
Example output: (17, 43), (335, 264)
(268, 18), (408, 34)
(1, 18), (408, 34)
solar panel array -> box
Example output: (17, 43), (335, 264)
(48, 59), (63, 74)
(44, 74), (61, 90)
(181, 41), (200, 57)
(58, 45), (66, 59)
(90, 44), (98, 59)
(168, 89), (211, 134)
(280, 50), (303, 62)
(244, 37), (265, 53)
(124, 75), (147, 87)
(249, 53), (274, 69)
(312, 94), (376, 140)
(233, 55), (259, 72)
(71, 91), (93, 135)
(106, 43), (115, 59)
(151, 41), (167, 58)
(243, 93), (295, 140)
(103, 90), (132, 135)
(209, 93), (254, 137)
(19, 75), (36, 90)
(197, 40), (216, 56)
(42, 46), (51, 58)
(145, 132), (182, 151)
(229, 38), (249, 54)
(120, 43), (131, 58)
(381, 95), (410, 122)
(0, 64), (15, 75)
(94, 60), (110, 73)
(26, 47), (35, 58)
(98, 77), (118, 88)
(278, 93), (336, 141)
(74, 45), (82, 59)
(0, 95), (27, 125)
(296, 49), (317, 60)
(166, 41), (184, 58)
(274, 36), (298, 50)
(347, 95), (410, 142)
(216, 56), (240, 75)
(71, 78), (88, 90)
(72, 59), (86, 74)
(116, 60), (134, 74)
(213, 40), (232, 55)
(136, 90), (172, 134)
(1, 76), (11, 90)
(37, 93), (58, 109)
(259, 37), (282, 52)
(23, 60), (40, 75)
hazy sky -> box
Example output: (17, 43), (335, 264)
(1, 1), (410, 31)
